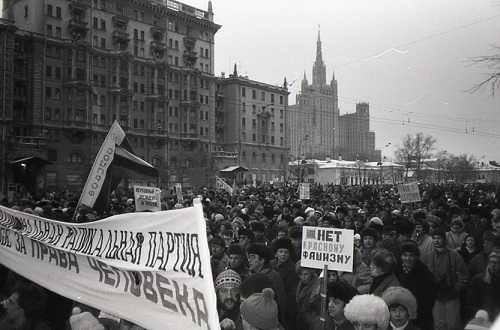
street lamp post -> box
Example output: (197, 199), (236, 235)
(377, 143), (391, 184)
(297, 135), (309, 183)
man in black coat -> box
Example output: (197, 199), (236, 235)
(394, 240), (437, 330)
(270, 237), (300, 330)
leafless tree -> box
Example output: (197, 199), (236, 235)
(395, 133), (437, 181)
(468, 44), (500, 96)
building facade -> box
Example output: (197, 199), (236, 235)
(1, 0), (221, 192)
(289, 30), (380, 163)
(338, 102), (380, 162)
(289, 30), (339, 161)
(214, 66), (289, 184)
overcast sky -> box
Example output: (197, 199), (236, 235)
(3, 0), (500, 161)
(184, 0), (500, 162)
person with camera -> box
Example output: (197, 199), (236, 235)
(421, 227), (469, 330)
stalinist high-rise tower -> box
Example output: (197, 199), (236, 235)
(289, 29), (339, 160)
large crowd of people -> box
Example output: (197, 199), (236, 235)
(1, 182), (500, 330)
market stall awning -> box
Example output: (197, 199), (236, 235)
(9, 156), (53, 166)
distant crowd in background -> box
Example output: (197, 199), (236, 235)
(1, 182), (500, 330)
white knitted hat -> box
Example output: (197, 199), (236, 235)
(69, 308), (105, 330)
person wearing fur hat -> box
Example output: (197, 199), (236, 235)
(215, 270), (242, 330)
(309, 281), (359, 330)
(246, 243), (285, 324)
(446, 217), (467, 251)
(411, 217), (433, 257)
(240, 288), (284, 330)
(360, 228), (379, 267)
(295, 262), (321, 329)
(458, 234), (481, 267)
(344, 294), (390, 330)
(381, 287), (420, 330)
(237, 228), (255, 249)
(211, 235), (229, 279)
(250, 221), (271, 246)
(420, 227), (469, 330)
(394, 240), (437, 330)
(227, 243), (251, 281)
(329, 247), (372, 294)
(369, 249), (400, 297)
(468, 231), (500, 278)
(466, 248), (500, 323)
(270, 237), (299, 330)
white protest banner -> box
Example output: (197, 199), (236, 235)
(0, 199), (219, 330)
(398, 182), (421, 203)
(134, 185), (161, 212)
(299, 183), (310, 200)
(215, 176), (233, 195)
(175, 183), (184, 203)
(300, 226), (354, 272)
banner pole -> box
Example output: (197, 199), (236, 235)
(320, 263), (328, 330)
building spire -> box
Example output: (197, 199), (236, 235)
(316, 25), (322, 63)
(312, 25), (327, 86)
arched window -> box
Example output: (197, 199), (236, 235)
(185, 158), (195, 168)
(152, 157), (163, 168)
(67, 152), (84, 163)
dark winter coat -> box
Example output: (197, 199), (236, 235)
(395, 259), (437, 330)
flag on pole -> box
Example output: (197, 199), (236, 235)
(77, 121), (159, 215)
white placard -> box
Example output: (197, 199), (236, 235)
(398, 182), (421, 203)
(134, 186), (161, 212)
(300, 226), (354, 272)
(299, 183), (310, 200)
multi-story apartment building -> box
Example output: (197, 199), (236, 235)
(214, 66), (289, 184)
(338, 102), (380, 162)
(289, 30), (380, 163)
(0, 0), (221, 192)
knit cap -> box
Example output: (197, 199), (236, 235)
(464, 310), (492, 330)
(214, 213), (225, 223)
(432, 227), (446, 241)
(232, 217), (244, 226)
(215, 269), (241, 291)
(69, 307), (105, 330)
(240, 288), (279, 329)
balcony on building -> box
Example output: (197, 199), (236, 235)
(7, 135), (47, 149)
(150, 26), (165, 39)
(69, 18), (89, 39)
(112, 30), (130, 48)
(183, 49), (198, 65)
(150, 41), (166, 58)
(215, 121), (224, 131)
(180, 91), (200, 107)
(68, 2), (89, 39)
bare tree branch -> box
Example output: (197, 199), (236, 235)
(467, 44), (500, 96)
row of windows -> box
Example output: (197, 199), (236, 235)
(241, 132), (285, 146)
(241, 152), (285, 164)
(241, 103), (284, 118)
(241, 118), (284, 130)
(241, 88), (284, 104)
